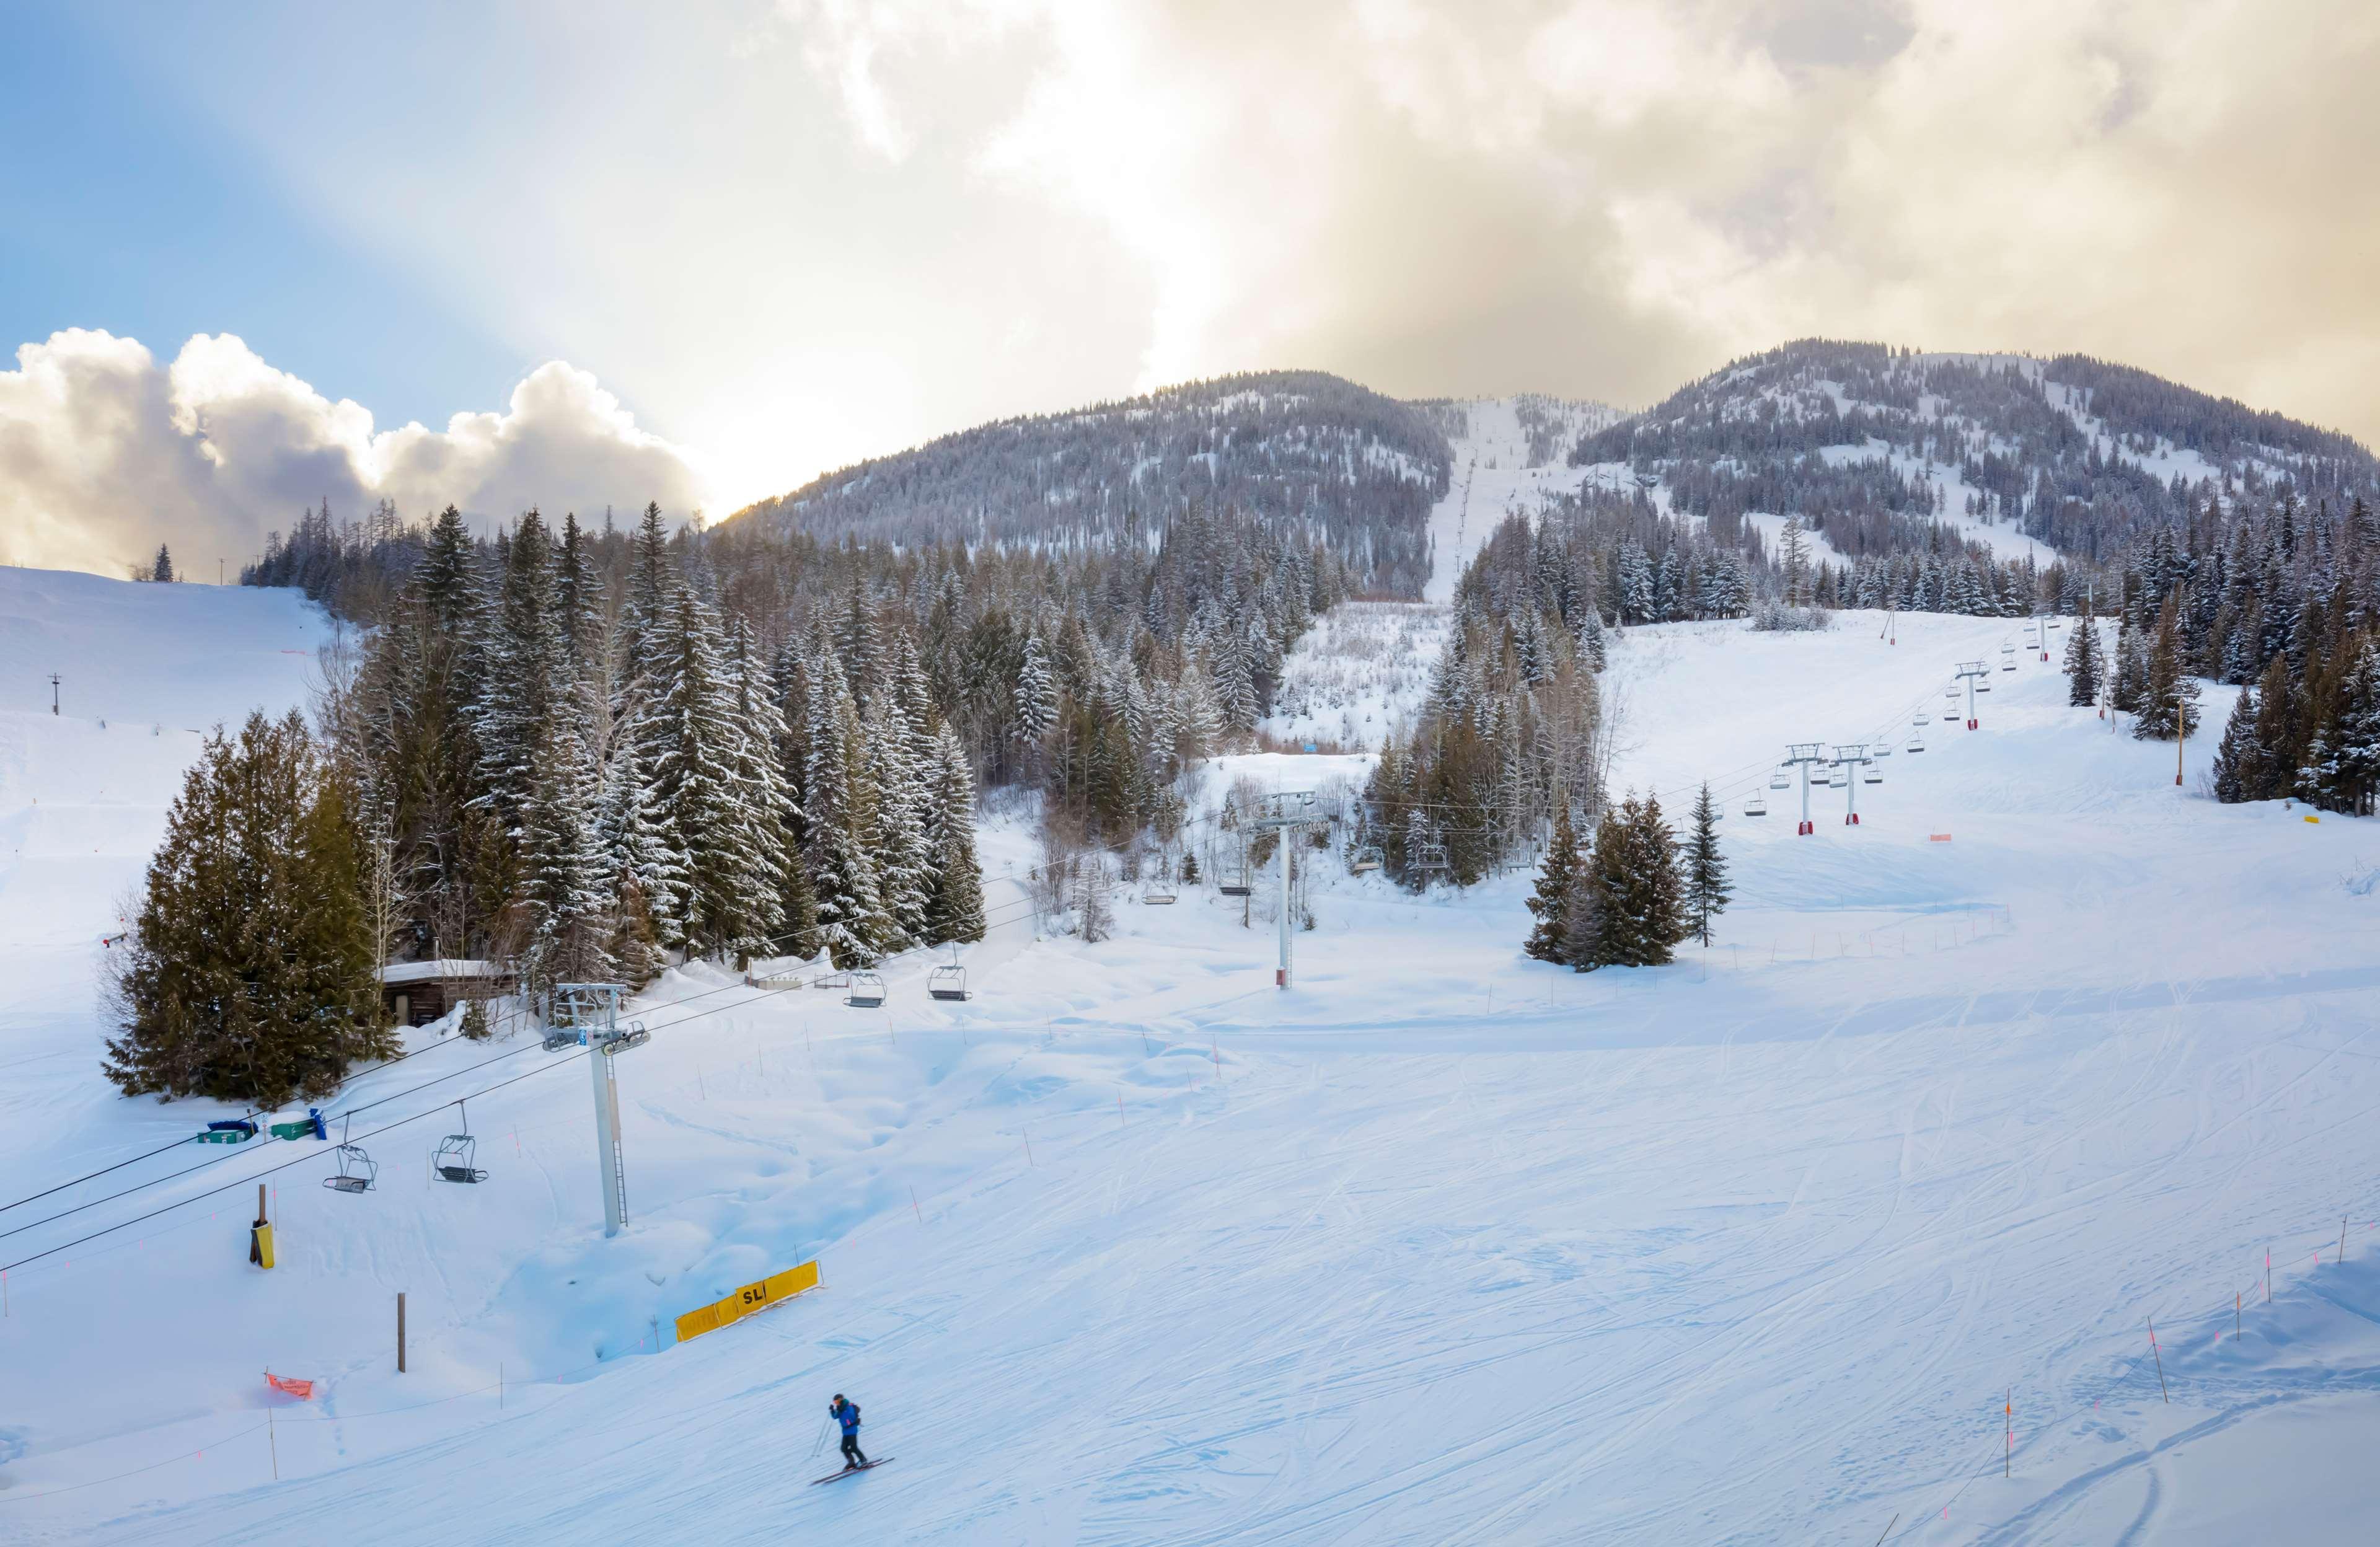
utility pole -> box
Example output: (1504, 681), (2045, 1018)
(48, 673), (60, 715)
(1954, 661), (1989, 729)
(1783, 743), (1828, 836)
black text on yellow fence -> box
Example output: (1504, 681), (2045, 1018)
(671, 1259), (821, 1346)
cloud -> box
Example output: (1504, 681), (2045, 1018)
(0, 330), (708, 576)
(760, 0), (2380, 442)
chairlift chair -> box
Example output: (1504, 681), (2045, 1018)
(1416, 842), (1450, 872)
(1142, 876), (1178, 905)
(2001, 642), (2016, 655)
(324, 1116), (376, 1194)
(434, 1101), (487, 1184)
(1906, 734), (1926, 754)
(434, 1133), (486, 1184)
(1872, 743), (1892, 757)
(927, 961), (972, 1002)
(1768, 769), (1790, 790)
(844, 971), (887, 1008)
(2000, 659), (2016, 672)
(1742, 793), (1767, 818)
(1349, 844), (1383, 875)
(1863, 767), (1882, 785)
(1218, 847), (1253, 896)
(1914, 711), (1931, 726)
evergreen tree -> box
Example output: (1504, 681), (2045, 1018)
(1524, 807), (1583, 963)
(1014, 630), (1058, 747)
(2111, 618), (2149, 714)
(150, 544), (175, 583)
(103, 712), (392, 1104)
(924, 725), (987, 943)
(865, 689), (933, 948)
(2210, 685), (2266, 803)
(1581, 795), (1685, 967)
(805, 658), (892, 966)
(1681, 782), (1730, 946)
(2063, 614), (2103, 707)
(2133, 597), (2202, 742)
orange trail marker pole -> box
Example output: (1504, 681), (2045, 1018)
(2341, 1216), (2349, 1264)
(2236, 1290), (2241, 1339)
(2148, 1320), (2168, 1402)
(2005, 1388), (2011, 1476)
(1117, 1093), (1126, 1127)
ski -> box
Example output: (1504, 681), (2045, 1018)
(811, 1458), (891, 1486)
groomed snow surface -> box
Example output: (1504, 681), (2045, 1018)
(7, 574), (2380, 1543)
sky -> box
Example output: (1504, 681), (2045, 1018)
(3, 0), (2377, 577)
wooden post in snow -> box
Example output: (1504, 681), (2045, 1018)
(397, 1292), (407, 1374)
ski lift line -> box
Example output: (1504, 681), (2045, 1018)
(0, 1051), (596, 1277)
(0, 964), (897, 1222)
(0, 1033), (563, 1246)
(0, 991), (547, 1219)
(4, 955), (1051, 1276)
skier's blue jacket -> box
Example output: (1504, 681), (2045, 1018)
(833, 1399), (862, 1434)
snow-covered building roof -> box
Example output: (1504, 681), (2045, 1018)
(377, 958), (508, 986)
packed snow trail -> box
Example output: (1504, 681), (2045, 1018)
(8, 575), (2380, 1543)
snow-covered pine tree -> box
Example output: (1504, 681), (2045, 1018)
(2063, 612), (2102, 706)
(864, 689), (932, 949)
(1014, 630), (1058, 747)
(2210, 684), (2265, 803)
(728, 617), (811, 958)
(805, 654), (892, 967)
(595, 731), (683, 982)
(1524, 806), (1582, 963)
(2133, 598), (2201, 742)
(650, 584), (780, 958)
(515, 712), (614, 992)
(1682, 782), (1730, 946)
(924, 724), (987, 943)
(2111, 618), (2149, 714)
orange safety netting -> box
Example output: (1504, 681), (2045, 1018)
(264, 1371), (315, 1399)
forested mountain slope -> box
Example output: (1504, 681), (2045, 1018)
(1574, 340), (2380, 565)
(731, 371), (1452, 596)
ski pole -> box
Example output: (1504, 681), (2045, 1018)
(811, 1413), (832, 1458)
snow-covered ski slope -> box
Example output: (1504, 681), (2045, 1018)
(1423, 398), (1602, 605)
(11, 575), (2380, 1544)
(1263, 398), (1603, 751)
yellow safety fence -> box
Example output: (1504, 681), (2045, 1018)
(672, 1259), (821, 1346)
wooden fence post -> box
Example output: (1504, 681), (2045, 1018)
(397, 1292), (407, 1373)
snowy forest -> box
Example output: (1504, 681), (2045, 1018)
(731, 370), (1451, 596)
(1578, 340), (2379, 562)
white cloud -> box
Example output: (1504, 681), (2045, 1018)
(0, 331), (708, 577)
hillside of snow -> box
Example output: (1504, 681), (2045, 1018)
(8, 568), (2380, 1543)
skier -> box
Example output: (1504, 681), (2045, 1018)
(829, 1393), (868, 1470)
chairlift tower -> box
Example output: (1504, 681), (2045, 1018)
(1954, 661), (1990, 729)
(1830, 744), (1874, 825)
(550, 984), (650, 1238)
(1242, 791), (1321, 988)
(1781, 743), (1830, 836)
